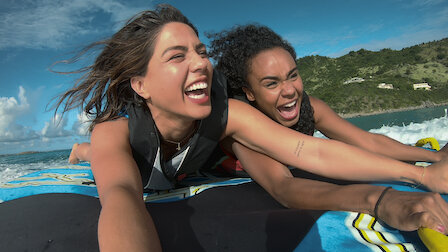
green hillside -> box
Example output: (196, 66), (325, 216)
(297, 38), (448, 115)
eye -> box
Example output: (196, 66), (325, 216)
(198, 49), (208, 58)
(169, 53), (185, 61)
(265, 81), (278, 88)
(289, 72), (298, 80)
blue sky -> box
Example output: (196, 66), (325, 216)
(0, 0), (447, 155)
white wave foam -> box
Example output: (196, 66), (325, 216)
(314, 115), (448, 148)
(0, 158), (70, 184)
(0, 164), (34, 184)
(370, 116), (448, 146)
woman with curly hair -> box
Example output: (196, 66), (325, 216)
(60, 6), (448, 250)
(208, 23), (448, 233)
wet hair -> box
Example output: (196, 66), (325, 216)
(208, 24), (315, 135)
(53, 4), (197, 131)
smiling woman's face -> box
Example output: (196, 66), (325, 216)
(244, 47), (304, 127)
(135, 22), (213, 121)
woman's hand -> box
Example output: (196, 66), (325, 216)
(377, 189), (448, 234)
(424, 159), (448, 194)
(437, 143), (448, 161)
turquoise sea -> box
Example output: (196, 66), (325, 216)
(346, 105), (448, 131)
(0, 105), (447, 184)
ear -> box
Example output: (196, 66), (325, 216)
(130, 76), (150, 99)
(242, 86), (256, 102)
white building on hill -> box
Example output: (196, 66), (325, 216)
(377, 83), (394, 89)
(413, 83), (431, 90)
(343, 77), (365, 84)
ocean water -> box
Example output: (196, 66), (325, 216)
(0, 149), (72, 185)
(0, 105), (447, 184)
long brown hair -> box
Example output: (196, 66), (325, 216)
(53, 4), (198, 131)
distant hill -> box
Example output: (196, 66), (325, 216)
(297, 38), (448, 115)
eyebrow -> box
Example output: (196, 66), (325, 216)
(161, 43), (206, 57)
(162, 45), (187, 57)
(260, 67), (298, 81)
(196, 43), (206, 51)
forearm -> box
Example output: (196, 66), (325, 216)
(258, 133), (424, 185)
(90, 119), (162, 251)
(98, 187), (161, 252)
(363, 134), (441, 162)
(231, 138), (388, 214)
(275, 178), (384, 215)
(307, 138), (423, 184)
(227, 100), (424, 188)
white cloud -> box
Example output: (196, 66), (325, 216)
(0, 0), (149, 50)
(286, 1), (448, 58)
(0, 86), (90, 148)
(283, 32), (317, 47)
(0, 86), (29, 123)
(0, 86), (40, 142)
(72, 111), (91, 136)
(330, 19), (448, 57)
(328, 2), (448, 58)
(421, 5), (448, 29)
(284, 29), (358, 57)
(41, 113), (72, 138)
(406, 0), (446, 7)
(366, 23), (384, 33)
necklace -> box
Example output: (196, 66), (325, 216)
(162, 122), (197, 151)
(163, 139), (183, 151)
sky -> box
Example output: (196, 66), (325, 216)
(0, 0), (447, 155)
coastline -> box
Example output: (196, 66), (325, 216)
(339, 102), (448, 118)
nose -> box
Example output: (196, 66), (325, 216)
(190, 52), (208, 72)
(280, 81), (296, 97)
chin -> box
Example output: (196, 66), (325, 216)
(192, 106), (212, 120)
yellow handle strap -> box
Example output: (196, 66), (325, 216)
(418, 227), (448, 252)
(415, 137), (440, 151)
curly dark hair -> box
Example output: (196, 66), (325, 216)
(208, 24), (315, 135)
(53, 4), (197, 131)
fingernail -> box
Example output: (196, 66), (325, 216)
(436, 225), (445, 233)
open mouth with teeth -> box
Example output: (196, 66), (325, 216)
(277, 100), (299, 120)
(185, 82), (209, 104)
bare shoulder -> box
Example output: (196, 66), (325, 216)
(228, 98), (252, 113)
(225, 98), (291, 146)
(309, 95), (332, 114)
(92, 118), (129, 143)
(224, 99), (246, 137)
(90, 117), (131, 159)
(308, 95), (320, 104)
(309, 95), (366, 141)
(90, 118), (143, 195)
(225, 98), (266, 138)
(308, 95), (339, 124)
(92, 117), (129, 136)
(228, 98), (268, 119)
(308, 95), (326, 107)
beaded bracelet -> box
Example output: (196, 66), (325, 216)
(374, 186), (392, 219)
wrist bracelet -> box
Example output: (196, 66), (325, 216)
(412, 165), (426, 189)
(374, 186), (392, 219)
